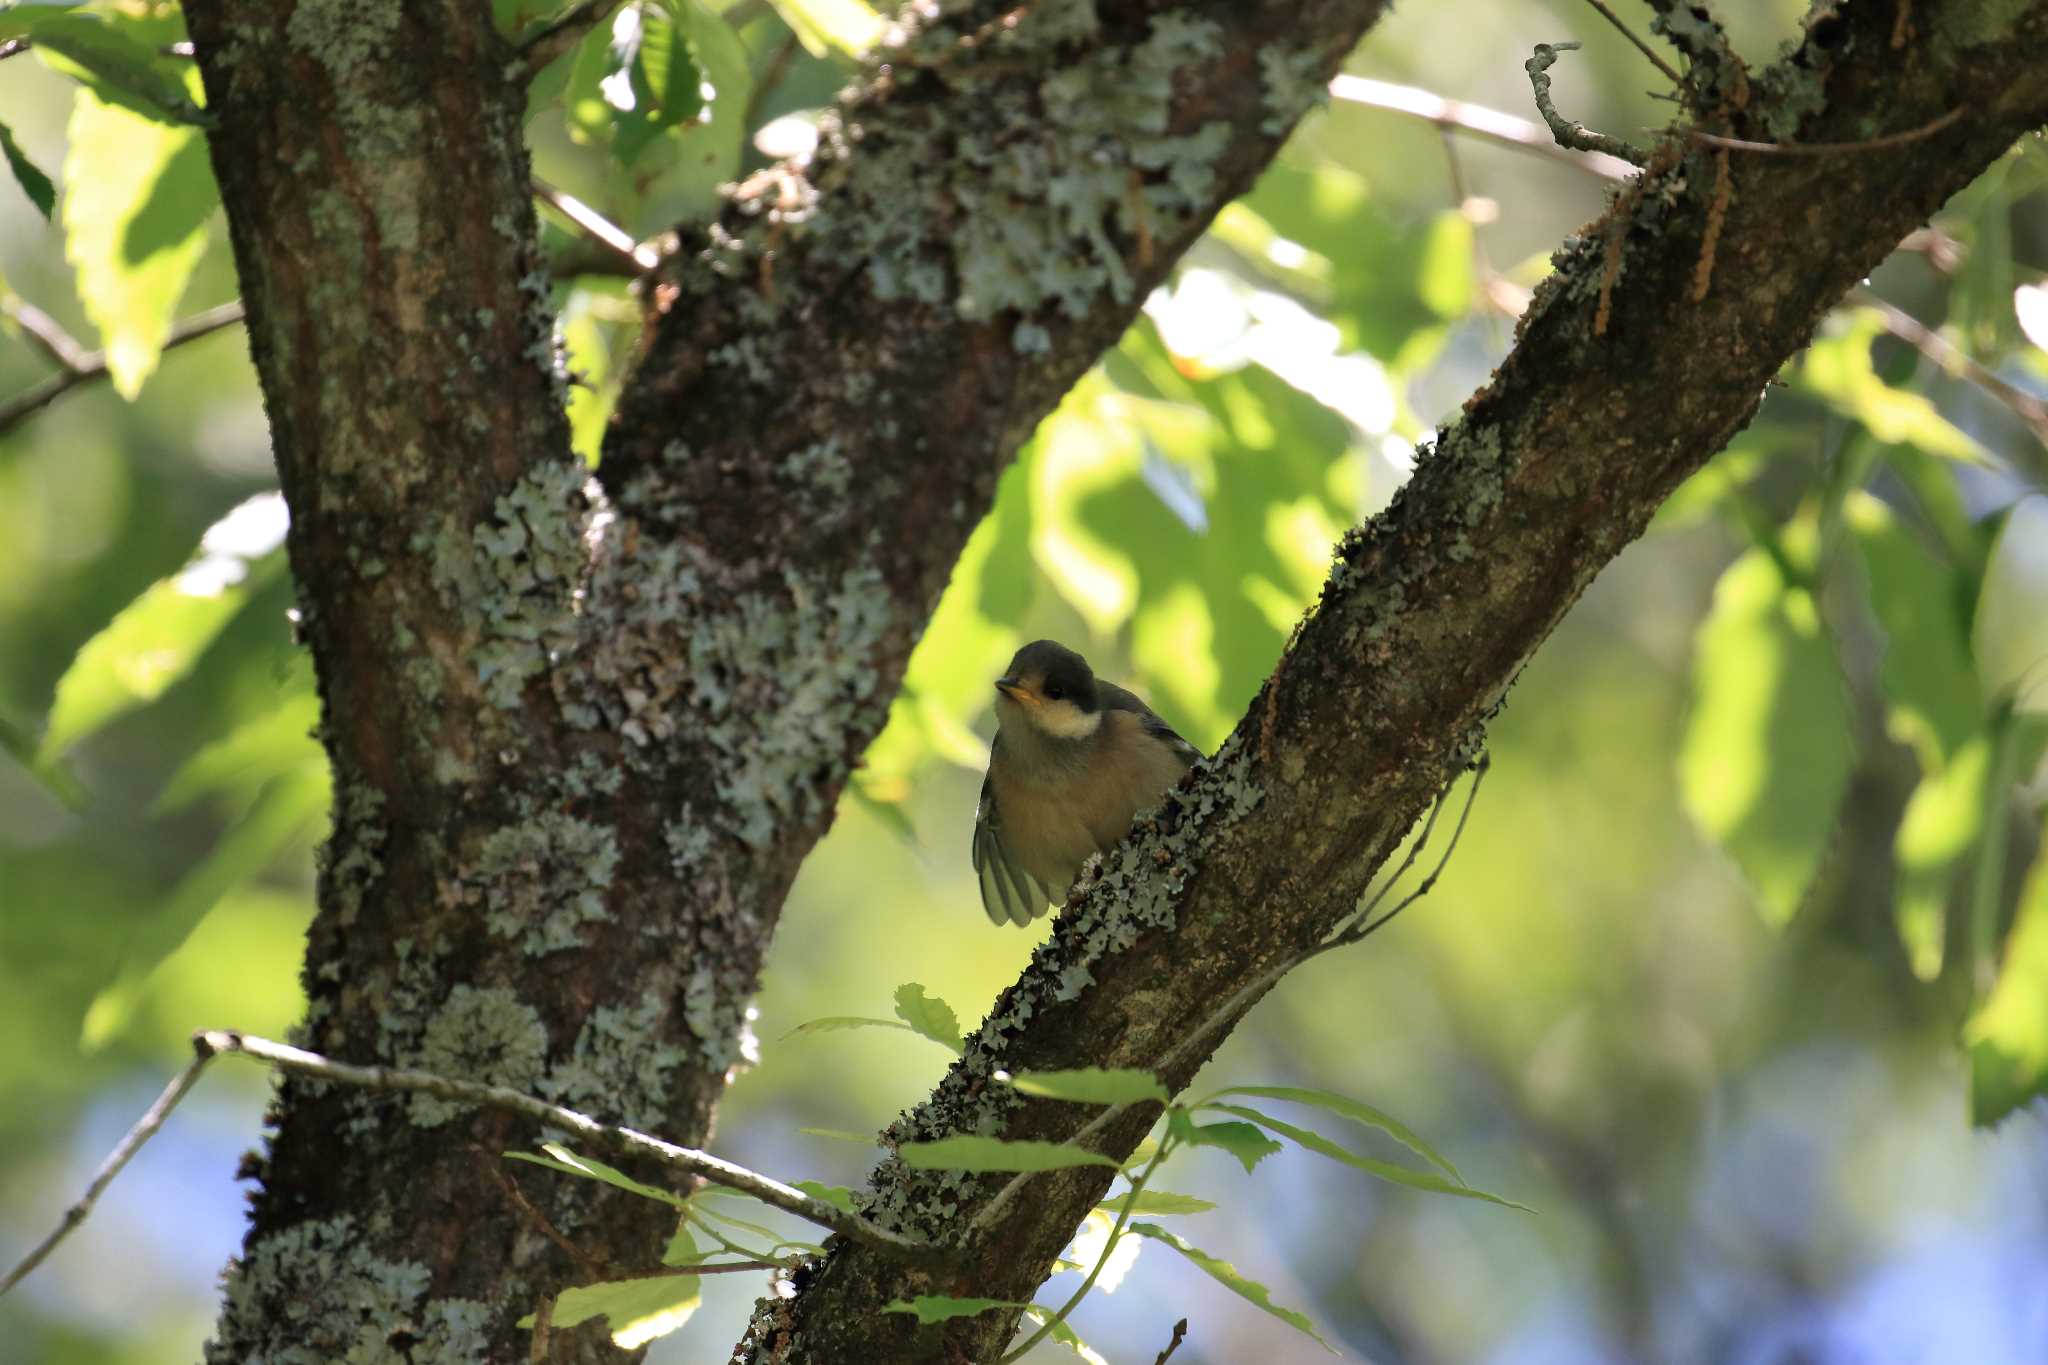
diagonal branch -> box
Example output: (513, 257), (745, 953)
(746, 4), (2048, 1361)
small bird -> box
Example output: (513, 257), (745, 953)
(973, 640), (1202, 925)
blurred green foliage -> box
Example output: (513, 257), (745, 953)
(4, 1), (2048, 1362)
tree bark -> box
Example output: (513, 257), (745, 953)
(183, 1), (1387, 1361)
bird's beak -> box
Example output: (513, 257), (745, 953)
(994, 675), (1038, 705)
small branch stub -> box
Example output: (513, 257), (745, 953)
(1526, 42), (1650, 166)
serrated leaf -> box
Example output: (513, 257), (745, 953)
(771, 0), (884, 57)
(1677, 542), (1855, 925)
(0, 120), (55, 219)
(506, 1143), (689, 1208)
(36, 551), (279, 768)
(62, 78), (217, 397)
(1095, 1189), (1217, 1216)
(1202, 1103), (1528, 1210)
(1202, 1084), (1463, 1184)
(893, 983), (964, 1053)
(1128, 1223), (1334, 1352)
(1967, 814), (2048, 1126)
(518, 1275), (699, 1347)
(1008, 1068), (1167, 1105)
(1167, 1111), (1281, 1174)
(897, 1136), (1118, 1172)
(883, 1295), (1028, 1325)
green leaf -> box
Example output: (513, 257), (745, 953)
(1128, 1223), (1334, 1351)
(152, 684), (322, 816)
(0, 120), (55, 219)
(771, 0), (884, 57)
(1008, 1068), (1168, 1105)
(798, 1127), (879, 1144)
(505, 1143), (689, 1208)
(663, 0), (753, 220)
(1892, 731), (1994, 980)
(661, 1222), (702, 1266)
(80, 766), (329, 1048)
(1202, 1103), (1528, 1210)
(1021, 1307), (1112, 1365)
(792, 1180), (856, 1212)
(29, 14), (206, 126)
(893, 983), (964, 1053)
(1167, 1111), (1281, 1174)
(1094, 1189), (1216, 1216)
(1677, 540), (1856, 925)
(62, 77), (217, 397)
(882, 1296), (1028, 1325)
(1967, 813), (2048, 1125)
(896, 1136), (1118, 1172)
(1845, 491), (1982, 764)
(518, 1275), (699, 1348)
(1201, 1084), (1463, 1184)
(614, 7), (702, 164)
(1796, 312), (1991, 466)
(36, 553), (278, 768)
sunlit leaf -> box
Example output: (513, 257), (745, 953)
(1966, 813), (2048, 1125)
(0, 120), (55, 219)
(1974, 495), (2048, 716)
(62, 75), (217, 397)
(1796, 313), (1991, 466)
(772, 0), (885, 57)
(893, 982), (964, 1053)
(1202, 1103), (1526, 1209)
(152, 684), (321, 817)
(897, 1136), (1118, 1172)
(661, 1221), (701, 1266)
(1846, 491), (1981, 763)
(30, 14), (205, 126)
(1200, 1084), (1463, 1183)
(505, 1143), (690, 1207)
(1020, 1306), (1112, 1365)
(782, 1014), (914, 1040)
(518, 1275), (700, 1348)
(662, 0), (754, 220)
(1007, 1068), (1168, 1106)
(36, 552), (281, 769)
(1094, 1189), (1216, 1216)
(1677, 540), (1855, 925)
(1127, 1223), (1334, 1351)
(883, 1295), (1027, 1324)
(1893, 731), (1994, 980)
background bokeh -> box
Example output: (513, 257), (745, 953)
(4, 1), (2047, 1363)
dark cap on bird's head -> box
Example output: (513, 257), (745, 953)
(993, 640), (1102, 740)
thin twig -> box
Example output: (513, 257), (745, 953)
(532, 177), (659, 272)
(1576, 0), (1685, 86)
(0, 300), (246, 436)
(194, 1031), (928, 1254)
(0, 1049), (215, 1297)
(1327, 74), (1636, 180)
(1853, 287), (2048, 452)
(1678, 105), (1964, 155)
(1001, 1135), (1170, 1363)
(1154, 1318), (1190, 1365)
(487, 1155), (612, 1278)
(513, 0), (626, 80)
(1526, 43), (1650, 166)
(2, 295), (90, 371)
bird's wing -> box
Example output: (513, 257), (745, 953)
(1096, 681), (1203, 767)
(973, 769), (1058, 925)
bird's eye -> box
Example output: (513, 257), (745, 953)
(1044, 684), (1064, 702)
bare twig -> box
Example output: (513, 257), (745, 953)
(0, 1050), (215, 1297)
(1154, 1318), (1190, 1365)
(1526, 43), (1650, 166)
(532, 176), (659, 273)
(1853, 287), (2048, 456)
(0, 300), (246, 436)
(1678, 105), (1964, 155)
(193, 1031), (928, 1254)
(1327, 74), (1636, 180)
(2, 295), (90, 371)
(1577, 0), (1685, 86)
(513, 0), (626, 80)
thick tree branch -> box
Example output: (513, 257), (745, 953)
(746, 4), (2048, 1361)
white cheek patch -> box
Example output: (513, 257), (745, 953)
(1035, 702), (1103, 741)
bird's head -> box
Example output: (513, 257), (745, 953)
(993, 640), (1102, 741)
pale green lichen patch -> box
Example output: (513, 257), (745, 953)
(410, 984), (549, 1126)
(539, 991), (691, 1130)
(451, 460), (592, 709)
(205, 1214), (492, 1365)
(326, 779), (389, 928)
(809, 5), (1232, 321)
(1258, 44), (1330, 136)
(466, 809), (620, 956)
